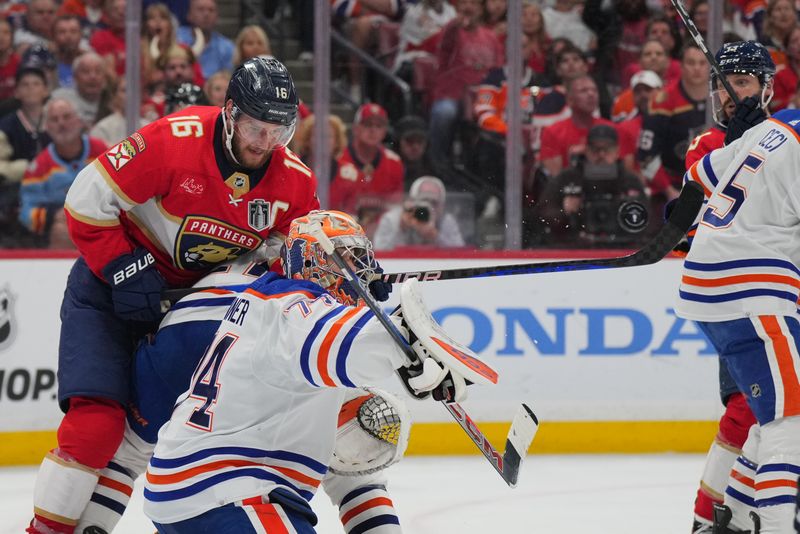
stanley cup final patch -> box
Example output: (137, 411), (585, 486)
(106, 139), (138, 171)
(248, 199), (270, 231)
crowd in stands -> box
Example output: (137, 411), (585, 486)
(0, 0), (798, 251)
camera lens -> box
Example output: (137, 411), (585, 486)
(414, 206), (430, 222)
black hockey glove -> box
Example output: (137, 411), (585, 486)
(102, 248), (166, 322)
(724, 95), (767, 145)
(368, 262), (392, 302)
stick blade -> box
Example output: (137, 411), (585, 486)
(667, 181), (704, 233)
(501, 404), (539, 488)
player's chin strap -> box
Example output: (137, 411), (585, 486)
(221, 106), (242, 166)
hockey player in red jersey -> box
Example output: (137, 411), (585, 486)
(26, 56), (337, 534)
(681, 41), (775, 534)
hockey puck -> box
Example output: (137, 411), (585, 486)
(617, 200), (648, 234)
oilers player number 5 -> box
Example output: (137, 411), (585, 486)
(701, 154), (763, 229)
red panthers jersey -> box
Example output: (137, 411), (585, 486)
(685, 127), (725, 175)
(330, 144), (404, 217)
(65, 106), (320, 287)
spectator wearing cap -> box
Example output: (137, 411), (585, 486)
(89, 0), (127, 77)
(612, 70), (662, 122)
(0, 19), (20, 102)
(373, 175), (465, 250)
(615, 70), (661, 172)
(0, 67), (50, 244)
(427, 0), (503, 165)
(20, 43), (59, 90)
(52, 14), (86, 88)
(330, 103), (404, 237)
(535, 123), (645, 244)
(0, 67), (51, 185)
(177, 0), (234, 79)
(539, 75), (615, 178)
(20, 97), (106, 244)
(52, 52), (109, 127)
(58, 0), (106, 41)
(394, 114), (436, 186)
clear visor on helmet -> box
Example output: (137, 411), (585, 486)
(233, 114), (296, 151)
(710, 73), (768, 128)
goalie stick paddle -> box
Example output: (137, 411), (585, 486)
(306, 221), (538, 487)
(379, 181), (704, 284)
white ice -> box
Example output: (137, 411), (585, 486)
(1, 454), (705, 533)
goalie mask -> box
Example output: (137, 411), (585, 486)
(281, 210), (376, 306)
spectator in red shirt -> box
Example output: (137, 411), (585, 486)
(615, 70), (661, 172)
(483, 0), (507, 39)
(89, 0), (126, 77)
(427, 0), (503, 166)
(539, 75), (613, 178)
(0, 19), (20, 103)
(58, 0), (105, 40)
(612, 63), (664, 122)
(760, 0), (797, 70)
(522, 1), (549, 75)
(646, 13), (682, 59)
(330, 103), (404, 237)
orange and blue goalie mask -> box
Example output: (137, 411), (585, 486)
(281, 211), (376, 306)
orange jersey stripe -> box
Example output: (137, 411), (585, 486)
(755, 478), (798, 491)
(730, 470), (755, 488)
(147, 459), (320, 488)
(98, 475), (133, 497)
(245, 288), (316, 301)
(341, 497), (394, 525)
(689, 161), (712, 198)
(317, 307), (362, 387)
(255, 503), (291, 534)
(759, 316), (800, 416)
(682, 274), (800, 289)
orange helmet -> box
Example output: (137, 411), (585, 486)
(281, 210), (376, 306)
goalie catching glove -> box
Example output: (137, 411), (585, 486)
(330, 386), (411, 476)
(394, 278), (498, 402)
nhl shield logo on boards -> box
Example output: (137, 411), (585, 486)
(248, 199), (271, 231)
(0, 286), (16, 351)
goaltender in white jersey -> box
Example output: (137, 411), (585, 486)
(143, 211), (497, 533)
(676, 109), (800, 533)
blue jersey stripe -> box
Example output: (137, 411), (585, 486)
(349, 514), (401, 534)
(90, 492), (127, 515)
(725, 486), (756, 508)
(340, 484), (387, 507)
(169, 296), (236, 311)
(106, 461), (133, 478)
(756, 495), (796, 506)
(701, 154), (718, 188)
(144, 468), (314, 502)
(757, 463), (800, 475)
(300, 305), (348, 387)
(684, 258), (800, 275)
(736, 456), (757, 471)
(149, 446), (327, 474)
(680, 288), (799, 304)
(335, 309), (375, 387)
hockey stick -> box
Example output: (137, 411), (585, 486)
(669, 0), (739, 106)
(306, 222), (539, 488)
(379, 180), (704, 284)
(160, 182), (704, 308)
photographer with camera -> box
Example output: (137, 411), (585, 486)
(373, 175), (465, 250)
(535, 124), (647, 246)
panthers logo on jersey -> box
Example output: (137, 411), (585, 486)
(174, 215), (262, 270)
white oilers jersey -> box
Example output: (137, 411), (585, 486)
(143, 274), (407, 524)
(675, 109), (800, 322)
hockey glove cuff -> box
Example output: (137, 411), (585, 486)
(102, 248), (166, 322)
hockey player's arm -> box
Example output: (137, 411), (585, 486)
(64, 132), (168, 278)
(323, 471), (402, 534)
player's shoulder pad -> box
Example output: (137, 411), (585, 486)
(770, 108), (800, 138)
(247, 272), (327, 299)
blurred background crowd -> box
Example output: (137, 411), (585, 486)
(0, 0), (794, 251)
